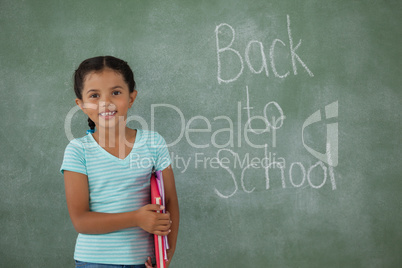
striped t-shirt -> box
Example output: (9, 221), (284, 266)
(60, 129), (171, 265)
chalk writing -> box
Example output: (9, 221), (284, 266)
(244, 85), (285, 148)
(214, 145), (336, 199)
(215, 15), (314, 84)
(210, 88), (338, 198)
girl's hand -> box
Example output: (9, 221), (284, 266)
(145, 255), (172, 268)
(136, 204), (171, 236)
(145, 257), (155, 268)
(165, 247), (174, 267)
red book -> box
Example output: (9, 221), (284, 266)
(150, 173), (166, 268)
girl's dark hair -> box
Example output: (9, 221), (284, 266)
(73, 56), (136, 130)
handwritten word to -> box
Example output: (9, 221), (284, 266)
(215, 15), (314, 84)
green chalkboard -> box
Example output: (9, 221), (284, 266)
(1, 0), (401, 267)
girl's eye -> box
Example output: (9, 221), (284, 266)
(112, 91), (121, 96)
(90, 93), (100, 98)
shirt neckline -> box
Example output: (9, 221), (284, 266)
(87, 129), (142, 162)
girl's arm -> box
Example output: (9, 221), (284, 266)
(161, 165), (180, 266)
(64, 170), (171, 235)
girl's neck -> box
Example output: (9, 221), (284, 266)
(93, 126), (134, 149)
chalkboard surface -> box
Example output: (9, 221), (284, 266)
(1, 0), (401, 267)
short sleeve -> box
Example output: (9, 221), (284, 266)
(60, 139), (87, 175)
(152, 132), (171, 171)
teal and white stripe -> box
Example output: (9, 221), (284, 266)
(61, 129), (171, 265)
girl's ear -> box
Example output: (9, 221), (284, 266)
(129, 90), (138, 108)
(75, 98), (84, 110)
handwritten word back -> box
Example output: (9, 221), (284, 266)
(215, 15), (314, 84)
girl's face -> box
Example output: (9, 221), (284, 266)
(76, 68), (136, 132)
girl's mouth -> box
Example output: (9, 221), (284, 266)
(99, 111), (117, 119)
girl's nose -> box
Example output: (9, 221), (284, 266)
(99, 96), (111, 107)
(99, 99), (116, 111)
(99, 100), (109, 107)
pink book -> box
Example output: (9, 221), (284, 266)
(150, 172), (167, 268)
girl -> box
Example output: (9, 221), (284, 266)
(61, 56), (179, 268)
